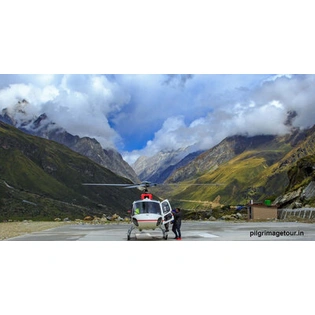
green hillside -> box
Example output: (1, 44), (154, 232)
(168, 150), (287, 208)
(0, 122), (140, 221)
(158, 130), (315, 209)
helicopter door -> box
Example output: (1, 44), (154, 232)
(161, 199), (173, 224)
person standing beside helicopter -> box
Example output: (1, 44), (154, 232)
(172, 208), (182, 240)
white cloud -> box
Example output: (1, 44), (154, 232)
(254, 74), (315, 129)
(0, 75), (131, 149)
(263, 74), (293, 82)
(2, 74), (315, 164)
(123, 74), (315, 163)
(230, 100), (290, 136)
(0, 83), (59, 114)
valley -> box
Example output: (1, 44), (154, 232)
(1, 104), (315, 222)
(142, 129), (315, 211)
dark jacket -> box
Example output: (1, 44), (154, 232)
(173, 211), (182, 227)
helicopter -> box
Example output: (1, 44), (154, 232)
(82, 181), (174, 240)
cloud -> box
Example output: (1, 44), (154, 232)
(162, 74), (194, 87)
(112, 74), (260, 152)
(122, 74), (315, 164)
(1, 74), (315, 165)
(0, 74), (130, 148)
(122, 100), (291, 164)
(253, 74), (315, 129)
(0, 83), (59, 115)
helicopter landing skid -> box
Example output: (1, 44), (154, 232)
(127, 225), (135, 240)
(127, 225), (169, 240)
(160, 226), (168, 240)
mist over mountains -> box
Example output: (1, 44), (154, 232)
(0, 100), (139, 183)
(131, 109), (300, 184)
(1, 74), (315, 167)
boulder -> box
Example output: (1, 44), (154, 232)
(84, 216), (94, 221)
(100, 217), (108, 223)
(235, 213), (243, 219)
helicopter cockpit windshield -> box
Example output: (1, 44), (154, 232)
(133, 201), (161, 215)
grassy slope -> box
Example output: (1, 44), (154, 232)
(0, 122), (140, 220)
(155, 130), (315, 210)
(165, 141), (293, 208)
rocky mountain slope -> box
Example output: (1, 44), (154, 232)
(272, 126), (315, 208)
(153, 127), (315, 209)
(0, 121), (140, 221)
(165, 135), (278, 183)
(0, 101), (139, 183)
(132, 146), (202, 182)
(153, 150), (205, 184)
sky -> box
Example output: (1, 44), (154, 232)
(1, 74), (315, 165)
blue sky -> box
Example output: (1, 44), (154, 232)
(1, 74), (315, 164)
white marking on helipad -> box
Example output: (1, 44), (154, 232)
(200, 233), (219, 237)
(200, 233), (218, 238)
(192, 232), (219, 238)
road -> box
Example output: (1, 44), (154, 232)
(4, 220), (315, 241)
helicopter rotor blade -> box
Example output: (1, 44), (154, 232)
(82, 181), (158, 189)
(82, 180), (159, 187)
(82, 181), (222, 188)
(122, 184), (145, 189)
(164, 183), (223, 186)
(122, 182), (158, 189)
(82, 183), (134, 187)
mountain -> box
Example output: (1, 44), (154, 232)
(272, 125), (315, 208)
(153, 127), (315, 209)
(132, 146), (202, 182)
(0, 121), (141, 221)
(0, 100), (139, 183)
(153, 150), (205, 183)
(165, 135), (278, 183)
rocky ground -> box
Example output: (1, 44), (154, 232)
(0, 221), (67, 240)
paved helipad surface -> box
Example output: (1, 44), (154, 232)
(4, 220), (315, 241)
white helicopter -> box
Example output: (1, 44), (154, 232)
(82, 181), (174, 240)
